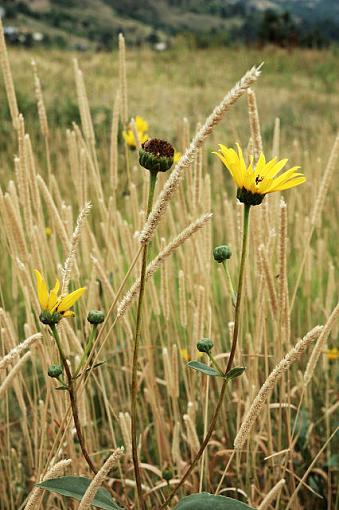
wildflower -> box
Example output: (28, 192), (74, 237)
(45, 226), (52, 238)
(123, 115), (149, 149)
(213, 144), (306, 206)
(139, 138), (174, 173)
(34, 269), (86, 325)
(327, 348), (339, 361)
(174, 151), (182, 164)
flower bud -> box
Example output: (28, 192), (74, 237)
(139, 138), (174, 173)
(197, 338), (214, 353)
(48, 364), (63, 378)
(39, 310), (61, 326)
(87, 310), (105, 325)
(162, 469), (173, 482)
(213, 245), (232, 263)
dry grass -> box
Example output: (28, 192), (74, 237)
(0, 34), (338, 510)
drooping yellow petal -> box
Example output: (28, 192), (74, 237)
(57, 287), (86, 313)
(34, 269), (49, 310)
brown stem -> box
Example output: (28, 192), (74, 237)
(51, 324), (97, 475)
(158, 204), (251, 509)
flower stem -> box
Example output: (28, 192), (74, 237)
(159, 203), (251, 509)
(50, 324), (97, 475)
(131, 170), (158, 510)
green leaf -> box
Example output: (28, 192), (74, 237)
(173, 492), (255, 509)
(187, 361), (222, 377)
(225, 366), (245, 381)
(36, 476), (123, 510)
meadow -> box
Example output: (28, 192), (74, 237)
(0, 29), (338, 510)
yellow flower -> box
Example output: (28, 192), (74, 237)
(34, 269), (86, 321)
(135, 115), (149, 133)
(123, 129), (148, 148)
(327, 348), (339, 361)
(45, 227), (52, 238)
(123, 115), (149, 149)
(213, 144), (306, 206)
(174, 151), (182, 164)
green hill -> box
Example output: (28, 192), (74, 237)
(1, 0), (339, 49)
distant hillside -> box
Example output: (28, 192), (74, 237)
(1, 0), (339, 49)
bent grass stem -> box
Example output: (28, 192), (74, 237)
(159, 204), (251, 509)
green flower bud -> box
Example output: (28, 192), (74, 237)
(87, 310), (105, 325)
(197, 338), (214, 353)
(39, 310), (61, 326)
(237, 187), (264, 206)
(48, 364), (63, 378)
(162, 469), (173, 482)
(213, 245), (232, 263)
(139, 138), (174, 173)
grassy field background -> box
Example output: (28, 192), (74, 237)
(0, 42), (338, 510)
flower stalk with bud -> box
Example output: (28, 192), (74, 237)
(34, 270), (99, 476)
(160, 145), (305, 509)
(131, 138), (174, 510)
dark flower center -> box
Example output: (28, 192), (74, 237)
(142, 138), (174, 159)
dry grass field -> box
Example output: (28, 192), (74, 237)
(0, 29), (338, 510)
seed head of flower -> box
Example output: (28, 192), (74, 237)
(34, 269), (86, 325)
(213, 143), (306, 206)
(139, 138), (174, 173)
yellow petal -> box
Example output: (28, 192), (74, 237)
(135, 115), (148, 133)
(57, 287), (86, 313)
(269, 176), (306, 192)
(123, 130), (136, 147)
(48, 292), (59, 312)
(34, 269), (49, 309)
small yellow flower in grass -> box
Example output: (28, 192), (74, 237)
(45, 227), (52, 238)
(174, 151), (182, 164)
(135, 115), (149, 133)
(327, 348), (339, 361)
(213, 144), (306, 206)
(34, 269), (86, 325)
(123, 115), (149, 149)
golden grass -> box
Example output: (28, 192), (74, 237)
(0, 32), (338, 510)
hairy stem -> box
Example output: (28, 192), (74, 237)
(131, 170), (158, 510)
(159, 204), (251, 509)
(51, 324), (97, 475)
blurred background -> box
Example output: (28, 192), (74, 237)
(1, 0), (339, 51)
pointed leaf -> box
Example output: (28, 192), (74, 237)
(225, 366), (246, 381)
(187, 361), (222, 377)
(36, 476), (122, 510)
(173, 492), (255, 509)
